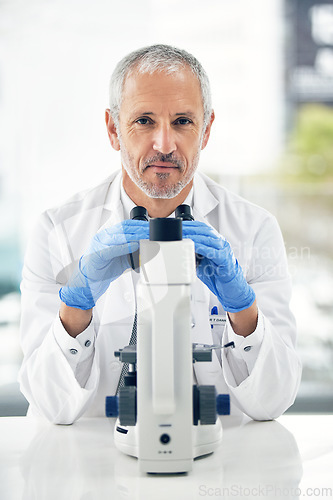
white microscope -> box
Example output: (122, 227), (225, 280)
(106, 206), (231, 474)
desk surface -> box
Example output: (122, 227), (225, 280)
(0, 415), (332, 500)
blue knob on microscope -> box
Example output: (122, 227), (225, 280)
(105, 396), (119, 417)
(216, 394), (230, 415)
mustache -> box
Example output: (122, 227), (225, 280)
(142, 153), (185, 170)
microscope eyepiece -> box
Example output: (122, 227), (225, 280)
(128, 206), (148, 272)
(175, 204), (194, 221)
(130, 206), (149, 221)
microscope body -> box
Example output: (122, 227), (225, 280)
(136, 237), (196, 473)
(107, 212), (227, 474)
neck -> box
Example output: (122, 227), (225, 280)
(122, 169), (193, 218)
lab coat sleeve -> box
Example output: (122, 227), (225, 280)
(219, 214), (302, 420)
(18, 212), (101, 424)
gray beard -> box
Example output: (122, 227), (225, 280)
(129, 172), (189, 199)
(118, 134), (202, 199)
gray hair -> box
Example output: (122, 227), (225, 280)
(109, 44), (212, 130)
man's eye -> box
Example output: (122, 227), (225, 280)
(175, 118), (192, 125)
(136, 117), (151, 125)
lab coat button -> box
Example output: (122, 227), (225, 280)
(244, 346), (252, 352)
(70, 348), (78, 355)
(85, 340), (91, 347)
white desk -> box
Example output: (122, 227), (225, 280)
(0, 415), (332, 500)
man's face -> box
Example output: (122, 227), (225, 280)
(107, 67), (213, 199)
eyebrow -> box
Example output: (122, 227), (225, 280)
(175, 112), (197, 119)
(131, 111), (197, 119)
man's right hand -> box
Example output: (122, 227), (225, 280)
(59, 220), (149, 311)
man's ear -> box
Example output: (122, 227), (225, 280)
(105, 109), (120, 151)
(201, 110), (215, 150)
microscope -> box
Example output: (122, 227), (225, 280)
(106, 206), (231, 474)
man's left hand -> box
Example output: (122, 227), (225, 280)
(182, 221), (255, 313)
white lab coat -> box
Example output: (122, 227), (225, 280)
(18, 170), (301, 424)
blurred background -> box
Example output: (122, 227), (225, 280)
(0, 0), (332, 416)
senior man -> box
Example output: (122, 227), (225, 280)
(19, 44), (301, 424)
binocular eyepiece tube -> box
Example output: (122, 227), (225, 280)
(128, 204), (194, 270)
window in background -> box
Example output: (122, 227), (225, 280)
(283, 0), (333, 412)
(234, 0), (333, 413)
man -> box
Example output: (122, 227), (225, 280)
(19, 44), (301, 424)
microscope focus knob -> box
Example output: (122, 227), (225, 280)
(198, 386), (217, 425)
(118, 386), (137, 426)
(216, 394), (231, 415)
(105, 396), (119, 417)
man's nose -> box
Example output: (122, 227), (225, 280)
(152, 124), (177, 154)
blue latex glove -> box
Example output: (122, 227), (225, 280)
(59, 220), (149, 310)
(182, 221), (255, 313)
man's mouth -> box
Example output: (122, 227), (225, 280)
(142, 154), (184, 173)
(142, 163), (179, 176)
(150, 162), (177, 167)
(148, 163), (178, 171)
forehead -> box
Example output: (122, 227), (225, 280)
(120, 67), (203, 116)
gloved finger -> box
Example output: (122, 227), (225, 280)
(119, 220), (149, 235)
(182, 225), (215, 237)
(182, 220), (226, 240)
(81, 241), (140, 273)
(105, 222), (149, 235)
(98, 220), (149, 237)
(192, 242), (236, 271)
(99, 240), (140, 259)
(182, 220), (212, 228)
(183, 233), (226, 250)
(121, 219), (149, 227)
(96, 227), (150, 245)
(192, 242), (221, 262)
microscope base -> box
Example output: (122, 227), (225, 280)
(113, 418), (222, 473)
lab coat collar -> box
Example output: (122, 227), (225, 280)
(100, 170), (124, 228)
(192, 172), (220, 220)
(103, 170), (123, 211)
